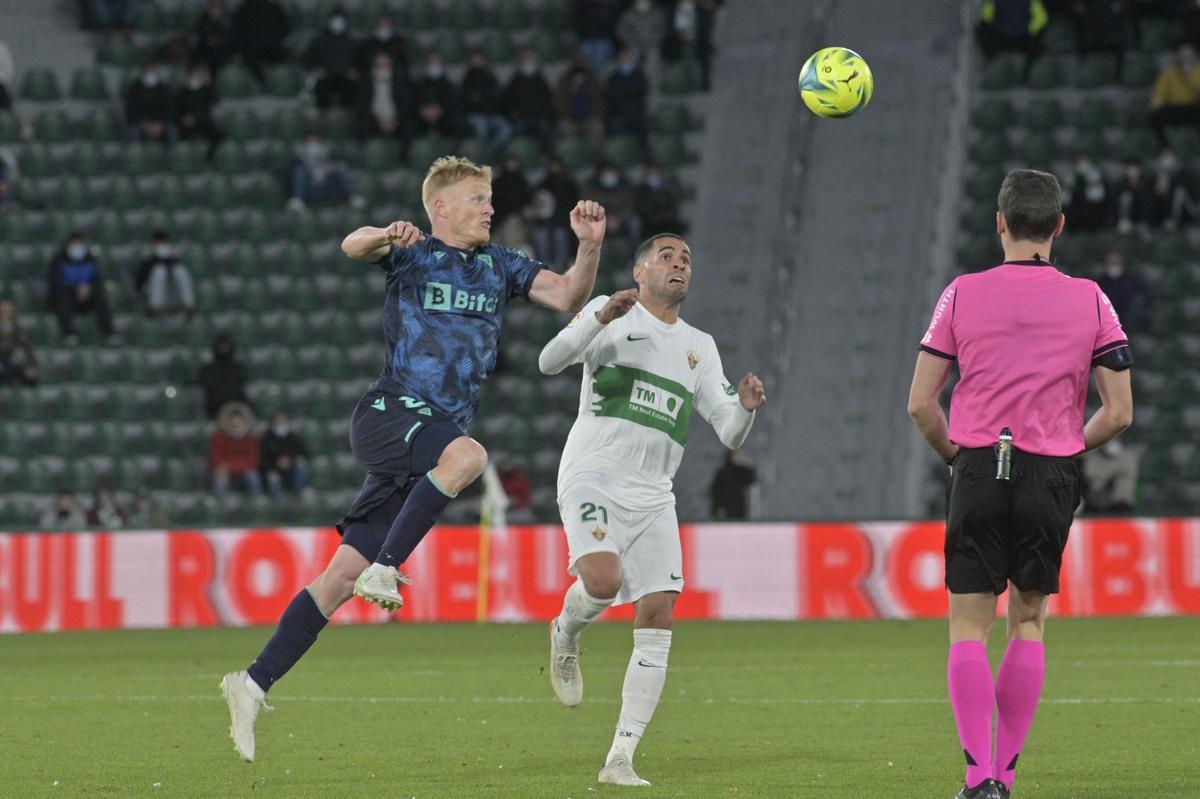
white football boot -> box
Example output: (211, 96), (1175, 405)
(598, 755), (651, 786)
(220, 671), (271, 762)
(352, 563), (412, 612)
(549, 620), (583, 706)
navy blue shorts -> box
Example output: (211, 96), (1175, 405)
(336, 387), (464, 561)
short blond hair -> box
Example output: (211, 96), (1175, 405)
(421, 156), (493, 216)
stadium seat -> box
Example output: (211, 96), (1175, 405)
(0, 111), (20, 143)
(1121, 52), (1159, 89)
(493, 0), (531, 30)
(55, 178), (92, 211)
(1168, 127), (1200, 159)
(1020, 132), (1057, 167)
(447, 0), (484, 29)
(1027, 56), (1067, 89)
(1075, 53), (1117, 89)
(34, 110), (72, 143)
(82, 108), (123, 142)
(555, 135), (593, 171)
(407, 136), (453, 170)
(216, 64), (256, 99)
(1074, 97), (1116, 133)
(361, 138), (400, 171)
(481, 32), (517, 65)
(168, 141), (207, 175)
(222, 108), (262, 142)
(20, 144), (58, 178)
(973, 97), (1014, 133)
(265, 65), (302, 97)
(1024, 98), (1063, 132)
(650, 134), (690, 168)
(980, 55), (1022, 91)
(70, 66), (111, 101)
(660, 60), (702, 95)
(96, 35), (141, 67)
(602, 136), (643, 168)
(212, 141), (251, 174)
(405, 0), (439, 30)
(21, 69), (62, 101)
(1118, 128), (1159, 161)
(653, 103), (697, 135)
(134, 0), (170, 32)
(505, 136), (543, 169)
(1040, 18), (1077, 54)
(118, 142), (160, 177)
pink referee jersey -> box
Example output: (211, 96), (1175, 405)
(920, 260), (1129, 457)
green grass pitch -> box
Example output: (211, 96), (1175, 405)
(2, 617), (1197, 798)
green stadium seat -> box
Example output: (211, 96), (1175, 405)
(1121, 51), (1159, 89)
(650, 134), (690, 168)
(1075, 53), (1117, 88)
(317, 108), (354, 141)
(134, 0), (169, 32)
(82, 108), (122, 142)
(21, 69), (62, 101)
(118, 142), (159, 176)
(602, 136), (643, 168)
(265, 65), (302, 97)
(361, 137), (400, 170)
(408, 136), (453, 170)
(432, 30), (469, 63)
(168, 141), (207, 175)
(1075, 97), (1116, 133)
(660, 60), (702, 95)
(0, 111), (21, 143)
(191, 210), (225, 244)
(55, 178), (91, 211)
(1027, 56), (1067, 89)
(505, 135), (543, 170)
(1020, 132), (1057, 166)
(273, 107), (308, 141)
(494, 0), (531, 29)
(96, 35), (141, 67)
(222, 108), (261, 142)
(447, 0), (484, 29)
(405, 0), (439, 30)
(555, 135), (593, 171)
(212, 140), (250, 174)
(70, 66), (111, 101)
(481, 33), (517, 65)
(653, 103), (696, 135)
(980, 55), (1022, 91)
(1139, 19), (1178, 53)
(66, 141), (107, 177)
(537, 0), (570, 28)
(1168, 127), (1200, 159)
(1118, 128), (1159, 161)
(973, 97), (1014, 133)
(201, 176), (238, 210)
(458, 137), (494, 166)
(1024, 98), (1063, 132)
(93, 211), (130, 247)
(33, 110), (72, 143)
(1040, 18), (1078, 54)
(1154, 232), (1193, 266)
(20, 144), (57, 178)
(216, 64), (256, 99)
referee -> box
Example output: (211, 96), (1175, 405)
(907, 169), (1134, 799)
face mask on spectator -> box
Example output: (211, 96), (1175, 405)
(618, 62), (635, 75)
(520, 62), (538, 76)
(143, 72), (160, 87)
(329, 16), (347, 34)
(302, 142), (325, 160)
(154, 244), (173, 259)
(1104, 261), (1123, 279)
(1157, 154), (1180, 173)
(635, 0), (651, 11)
(375, 25), (392, 40)
(272, 424), (290, 437)
(645, 174), (663, 189)
(599, 172), (619, 189)
(188, 76), (205, 90)
(427, 63), (444, 79)
(67, 244), (87, 260)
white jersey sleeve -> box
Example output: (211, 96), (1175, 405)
(538, 295), (610, 375)
(694, 335), (755, 449)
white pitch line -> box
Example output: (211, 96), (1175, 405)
(1, 694), (1197, 707)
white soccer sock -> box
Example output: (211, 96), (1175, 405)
(607, 628), (672, 764)
(555, 579), (613, 642)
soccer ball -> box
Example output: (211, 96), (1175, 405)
(798, 46), (873, 119)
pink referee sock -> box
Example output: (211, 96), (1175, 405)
(947, 641), (995, 788)
(994, 639), (1045, 790)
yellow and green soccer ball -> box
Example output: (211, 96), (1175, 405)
(798, 46), (873, 119)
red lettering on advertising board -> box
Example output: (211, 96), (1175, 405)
(168, 532), (217, 627)
(12, 535), (53, 631)
(1165, 519), (1200, 613)
(229, 531), (298, 625)
(1088, 521), (1147, 616)
(804, 524), (875, 619)
(94, 534), (124, 629)
(61, 535), (87, 630)
(888, 522), (948, 618)
(429, 527), (480, 622)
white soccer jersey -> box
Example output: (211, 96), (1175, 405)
(539, 295), (755, 511)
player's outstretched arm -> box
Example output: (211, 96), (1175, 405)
(341, 221), (426, 263)
(528, 201), (606, 313)
(538, 289), (637, 375)
(696, 345), (762, 449)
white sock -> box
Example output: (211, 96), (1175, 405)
(555, 580), (613, 642)
(243, 672), (265, 701)
(607, 628), (672, 764)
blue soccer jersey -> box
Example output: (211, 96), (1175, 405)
(370, 236), (545, 427)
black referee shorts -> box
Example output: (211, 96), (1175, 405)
(944, 446), (1081, 596)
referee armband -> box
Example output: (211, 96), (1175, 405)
(1092, 343), (1133, 371)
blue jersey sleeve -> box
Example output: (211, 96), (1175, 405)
(500, 247), (545, 300)
(376, 244), (416, 275)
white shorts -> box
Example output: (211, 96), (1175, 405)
(558, 482), (683, 606)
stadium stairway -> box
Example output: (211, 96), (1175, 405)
(673, 0), (967, 521)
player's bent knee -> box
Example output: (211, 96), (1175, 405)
(441, 437), (489, 486)
(582, 573), (622, 600)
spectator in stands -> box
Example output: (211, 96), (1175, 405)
(975, 0), (1048, 70)
(1149, 44), (1200, 146)
(88, 0), (140, 32)
(260, 411), (310, 496)
(617, 0), (666, 83)
(47, 231), (117, 346)
(87, 481), (127, 529)
(193, 0), (233, 76)
(128, 488), (168, 528)
(0, 300), (39, 386)
(136, 231), (197, 319)
(556, 51), (606, 145)
(1066, 0), (1133, 68)
(412, 52), (461, 138)
(1096, 248), (1152, 333)
(174, 63), (223, 158)
(1148, 146), (1198, 228)
(503, 49), (556, 149)
(231, 0), (291, 85)
(286, 132), (363, 212)
(574, 0), (622, 74)
(662, 0), (719, 90)
(497, 459), (533, 521)
(125, 61), (173, 144)
(209, 402), (263, 498)
(586, 161), (638, 245)
(1114, 158), (1154, 234)
(40, 490), (86, 531)
(0, 148), (16, 213)
(533, 157), (581, 267)
(1082, 439), (1138, 513)
(635, 164), (685, 235)
(198, 332), (250, 418)
(1062, 151), (1109, 232)
(604, 47), (650, 147)
(0, 39), (14, 111)
(709, 447), (756, 520)
(356, 14), (408, 75)
(358, 51), (412, 141)
(304, 6), (360, 110)
(461, 50), (512, 152)
(491, 153), (531, 229)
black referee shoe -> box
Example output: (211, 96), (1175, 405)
(954, 779), (1004, 799)
(993, 780), (1011, 799)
